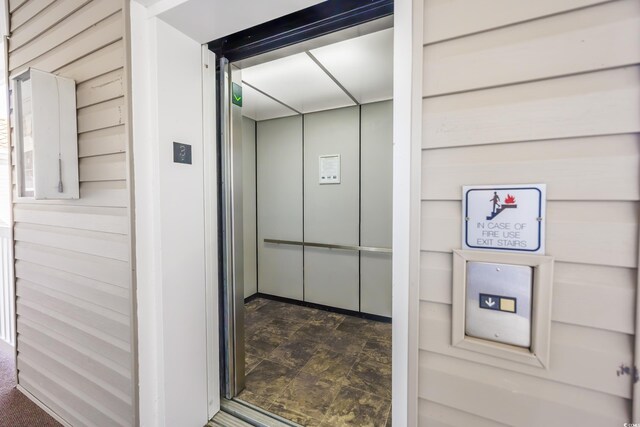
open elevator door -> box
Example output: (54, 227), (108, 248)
(219, 58), (246, 399)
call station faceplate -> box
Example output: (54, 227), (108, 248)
(465, 261), (533, 348)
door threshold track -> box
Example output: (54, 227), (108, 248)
(210, 398), (302, 427)
(208, 410), (254, 427)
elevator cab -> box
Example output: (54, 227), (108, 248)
(213, 9), (394, 425)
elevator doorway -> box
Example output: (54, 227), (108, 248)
(214, 5), (394, 425)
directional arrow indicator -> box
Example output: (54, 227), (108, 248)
(479, 293), (501, 311)
(479, 293), (517, 313)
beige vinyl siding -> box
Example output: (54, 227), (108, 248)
(0, 119), (9, 225)
(419, 0), (640, 425)
(7, 1), (135, 426)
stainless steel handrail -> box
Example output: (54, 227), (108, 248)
(264, 238), (392, 254)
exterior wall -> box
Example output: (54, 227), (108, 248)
(418, 0), (640, 425)
(0, 116), (14, 351)
(130, 4), (214, 425)
(149, 17), (208, 427)
(7, 1), (136, 426)
(391, 1), (423, 424)
(0, 119), (9, 225)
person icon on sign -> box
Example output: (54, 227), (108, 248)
(490, 192), (501, 214)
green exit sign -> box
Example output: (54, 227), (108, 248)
(232, 82), (242, 107)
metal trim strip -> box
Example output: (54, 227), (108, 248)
(264, 238), (392, 253)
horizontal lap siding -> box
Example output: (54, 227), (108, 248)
(8, 1), (134, 426)
(423, 0), (640, 96)
(419, 0), (640, 424)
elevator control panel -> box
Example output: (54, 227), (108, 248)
(465, 261), (533, 348)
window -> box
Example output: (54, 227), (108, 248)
(15, 74), (34, 198)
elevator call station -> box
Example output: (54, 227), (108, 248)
(465, 261), (533, 348)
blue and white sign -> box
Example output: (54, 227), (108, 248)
(462, 184), (546, 254)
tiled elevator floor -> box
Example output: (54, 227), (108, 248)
(238, 297), (392, 427)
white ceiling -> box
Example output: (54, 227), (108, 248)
(240, 27), (393, 121)
(149, 0), (325, 44)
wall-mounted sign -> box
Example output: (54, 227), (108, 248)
(319, 154), (340, 184)
(232, 82), (243, 107)
(173, 142), (192, 165)
(462, 184), (546, 254)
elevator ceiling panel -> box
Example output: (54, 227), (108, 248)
(309, 28), (393, 104)
(242, 52), (356, 115)
(242, 85), (299, 121)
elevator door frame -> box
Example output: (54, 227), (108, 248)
(212, 0), (397, 410)
(207, 0), (424, 423)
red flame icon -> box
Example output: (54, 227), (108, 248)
(505, 194), (516, 204)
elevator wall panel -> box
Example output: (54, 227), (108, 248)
(242, 117), (257, 298)
(360, 101), (393, 316)
(361, 101), (393, 247)
(361, 252), (392, 316)
(304, 106), (360, 310)
(257, 116), (304, 299)
(304, 247), (360, 310)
